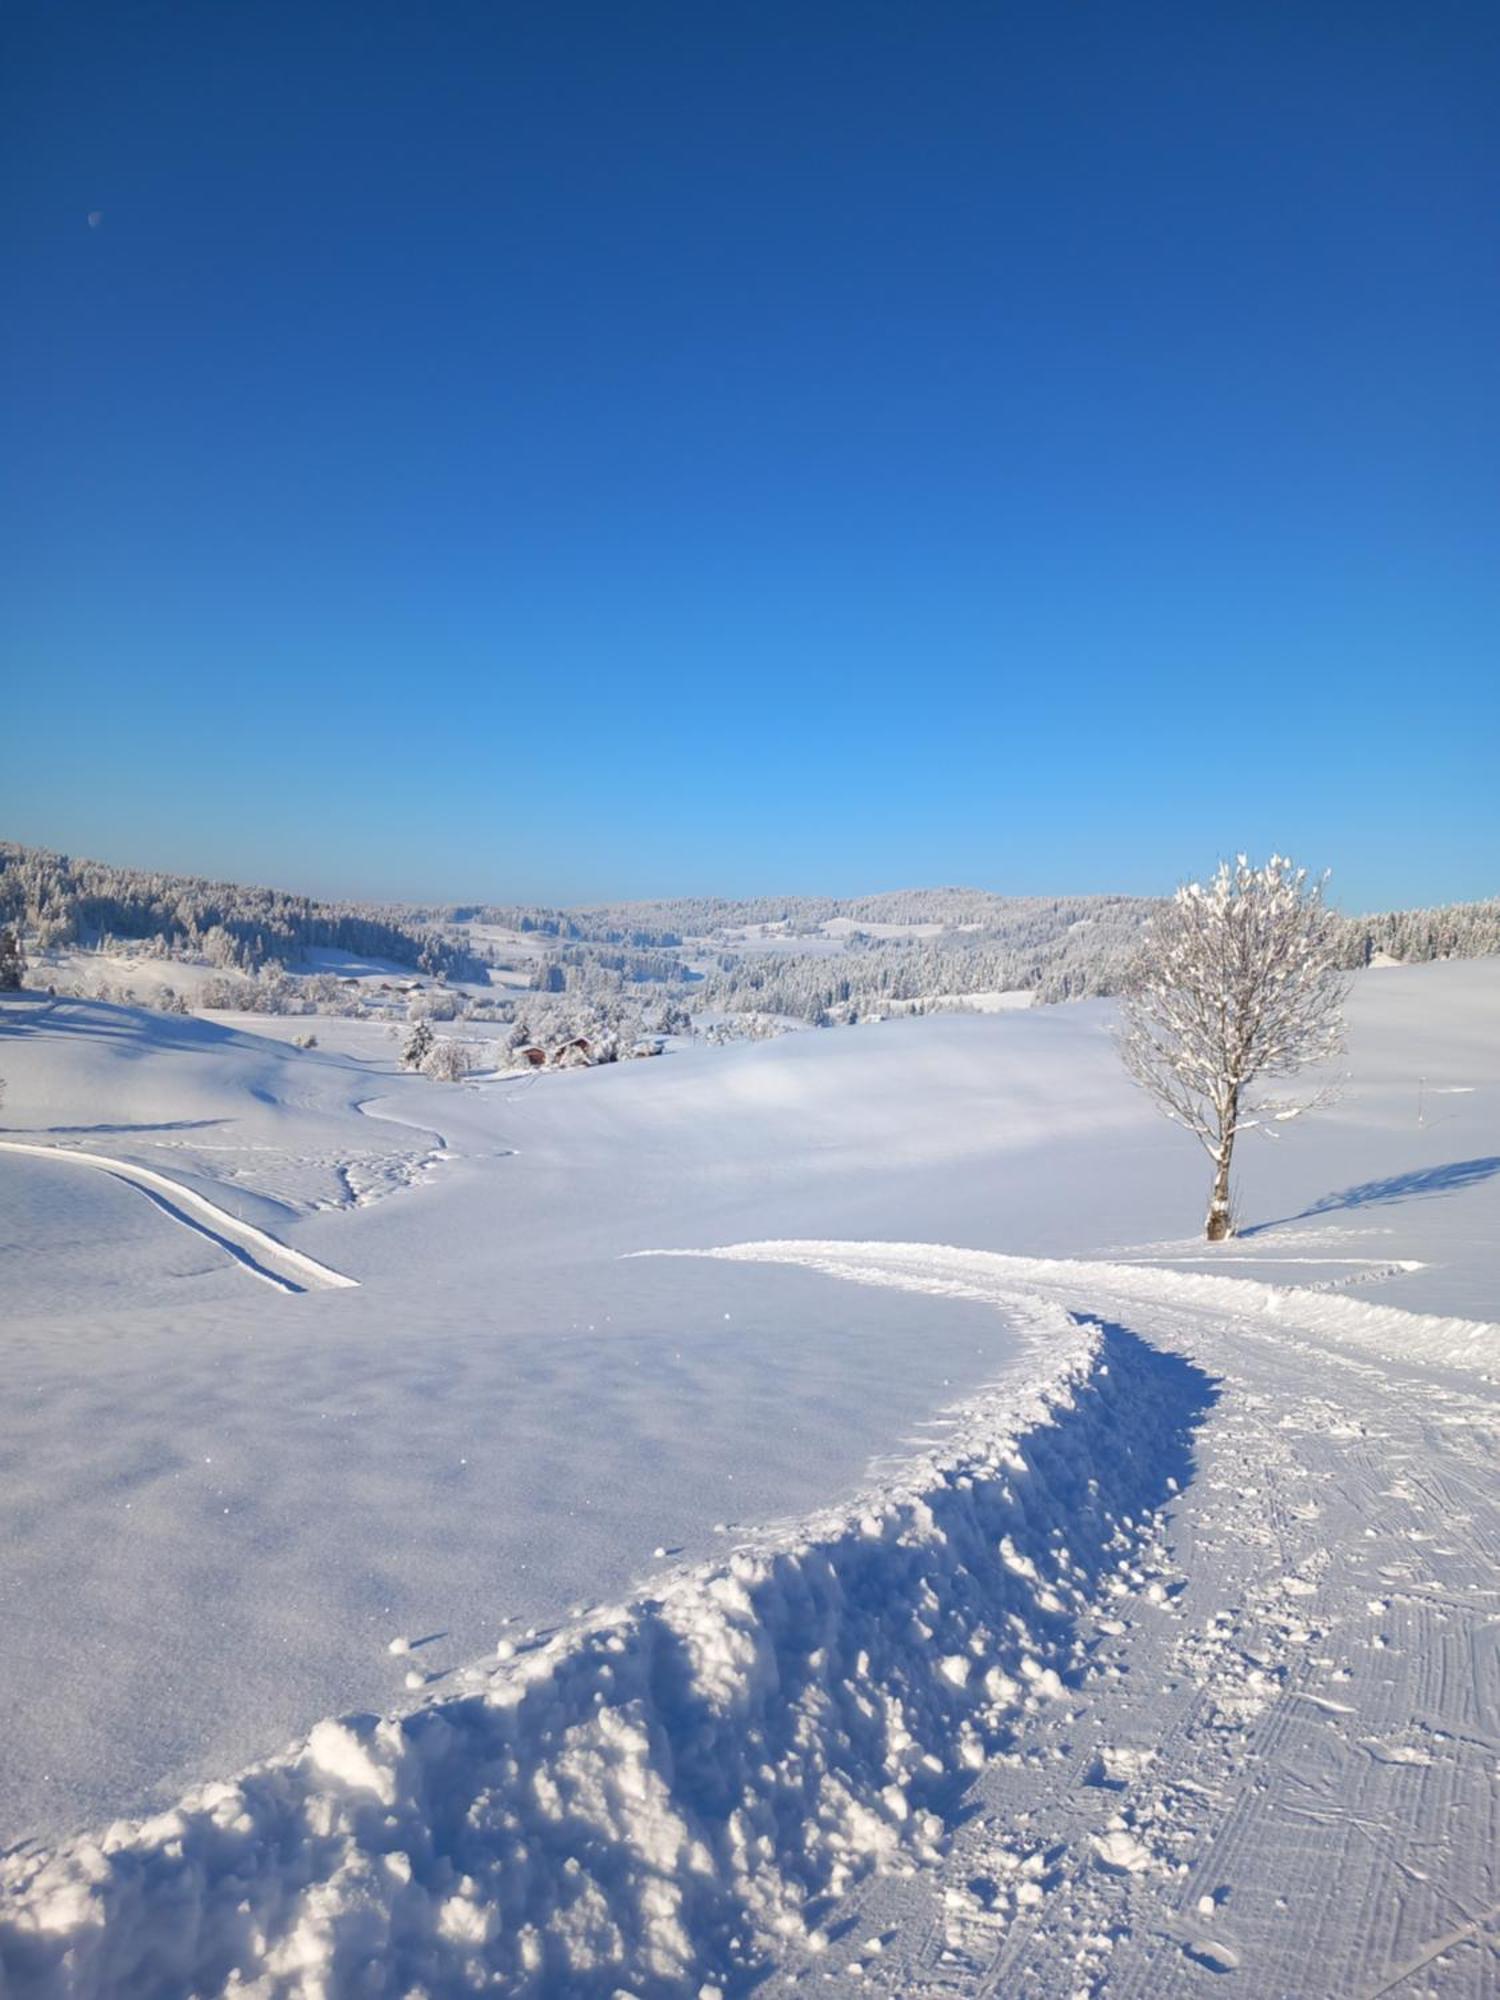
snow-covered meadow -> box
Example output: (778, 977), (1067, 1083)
(0, 959), (1496, 1995)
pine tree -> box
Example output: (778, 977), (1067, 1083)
(0, 928), (26, 992)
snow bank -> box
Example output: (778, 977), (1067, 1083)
(672, 1241), (1500, 1381)
(0, 1307), (1211, 1999)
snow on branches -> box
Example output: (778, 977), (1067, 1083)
(1119, 856), (1347, 1241)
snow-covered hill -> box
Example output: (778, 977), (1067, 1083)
(0, 959), (1495, 1995)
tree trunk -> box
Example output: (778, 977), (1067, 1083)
(1205, 1094), (1238, 1241)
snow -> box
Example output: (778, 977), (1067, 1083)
(0, 957), (1497, 1994)
(0, 1138), (359, 1292)
(294, 946), (432, 982)
(662, 1238), (1497, 1379)
(820, 917), (951, 939)
(32, 947), (227, 1004)
(0, 1307), (1197, 1997)
(925, 987), (1033, 1013)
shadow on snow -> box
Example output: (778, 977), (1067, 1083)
(1243, 1155), (1500, 1236)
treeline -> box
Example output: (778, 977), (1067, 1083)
(1338, 900), (1500, 968)
(410, 903), (688, 950)
(686, 896), (1500, 1026)
(7, 839), (1497, 1034)
(440, 888), (1500, 977)
(692, 899), (1154, 1022)
(540, 942), (696, 985)
(0, 843), (483, 981)
(437, 887), (1127, 940)
(424, 887), (1154, 952)
(489, 895), (1154, 1024)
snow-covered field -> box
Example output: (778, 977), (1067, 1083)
(0, 960), (1495, 1996)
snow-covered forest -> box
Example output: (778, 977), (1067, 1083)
(0, 842), (483, 984)
(4, 843), (1498, 1052)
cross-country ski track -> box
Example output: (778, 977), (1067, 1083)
(3, 1235), (1494, 1997)
(665, 1241), (1500, 1999)
(0, 1138), (359, 1293)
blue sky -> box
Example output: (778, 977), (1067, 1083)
(3, 2), (1496, 911)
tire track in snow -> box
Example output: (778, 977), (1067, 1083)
(0, 1139), (359, 1293)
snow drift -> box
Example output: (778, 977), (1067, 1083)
(0, 1306), (1212, 1999)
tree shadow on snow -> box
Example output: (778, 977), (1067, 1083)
(1242, 1155), (1500, 1236)
(36, 1117), (230, 1136)
(21, 999), (256, 1052)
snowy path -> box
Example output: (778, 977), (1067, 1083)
(2, 1241), (1494, 1996)
(667, 1240), (1497, 1381)
(692, 1244), (1499, 2000)
(0, 1139), (359, 1293)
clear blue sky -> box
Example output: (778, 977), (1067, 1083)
(3, 2), (1496, 911)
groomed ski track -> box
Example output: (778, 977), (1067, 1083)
(2, 1239), (1494, 1997)
(0, 1139), (359, 1294)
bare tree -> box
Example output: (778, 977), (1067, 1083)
(1119, 856), (1347, 1241)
